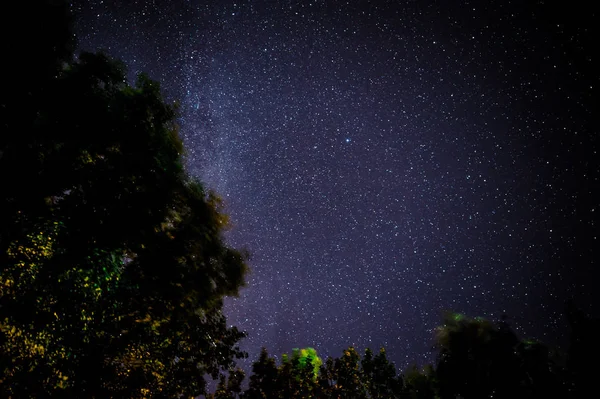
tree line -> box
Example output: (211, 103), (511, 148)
(208, 307), (598, 398)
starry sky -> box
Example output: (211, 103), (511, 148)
(73, 0), (597, 369)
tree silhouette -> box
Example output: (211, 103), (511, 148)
(402, 364), (437, 399)
(434, 312), (566, 399)
(332, 347), (367, 399)
(208, 368), (245, 399)
(203, 311), (579, 399)
(361, 347), (403, 399)
(228, 368), (246, 398)
(317, 355), (338, 397)
(565, 300), (600, 398)
(245, 348), (280, 399)
(0, 3), (248, 397)
(274, 348), (321, 398)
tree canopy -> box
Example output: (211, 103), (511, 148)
(0, 2), (248, 397)
(203, 308), (594, 399)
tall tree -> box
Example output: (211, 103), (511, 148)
(0, 4), (248, 396)
(434, 312), (566, 399)
(334, 347), (367, 399)
(210, 368), (244, 399)
(402, 364), (437, 399)
(361, 348), (403, 398)
(245, 348), (279, 399)
(227, 368), (246, 398)
(275, 348), (321, 398)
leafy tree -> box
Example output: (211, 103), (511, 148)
(294, 347), (322, 380)
(0, 3), (248, 397)
(402, 364), (437, 399)
(213, 375), (230, 399)
(361, 347), (403, 398)
(516, 338), (566, 398)
(209, 368), (244, 399)
(216, 310), (577, 399)
(434, 312), (566, 399)
(227, 368), (246, 398)
(317, 356), (338, 397)
(435, 313), (512, 398)
(245, 348), (279, 399)
(333, 347), (367, 399)
(275, 348), (321, 398)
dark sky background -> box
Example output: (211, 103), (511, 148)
(74, 0), (597, 370)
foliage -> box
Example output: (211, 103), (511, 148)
(245, 348), (279, 399)
(403, 364), (437, 399)
(434, 312), (567, 399)
(276, 347), (321, 398)
(332, 347), (367, 399)
(205, 309), (587, 399)
(361, 347), (403, 399)
(0, 2), (248, 397)
(243, 346), (401, 399)
(207, 368), (245, 399)
(293, 347), (322, 379)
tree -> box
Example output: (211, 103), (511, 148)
(210, 368), (244, 399)
(434, 312), (566, 399)
(245, 348), (279, 399)
(275, 348), (321, 398)
(333, 347), (367, 399)
(294, 347), (322, 380)
(402, 364), (437, 399)
(361, 348), (403, 398)
(213, 375), (230, 399)
(0, 4), (248, 396)
(317, 356), (338, 398)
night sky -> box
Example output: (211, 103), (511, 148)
(73, 0), (597, 370)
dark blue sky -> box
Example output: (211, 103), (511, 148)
(75, 0), (597, 370)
